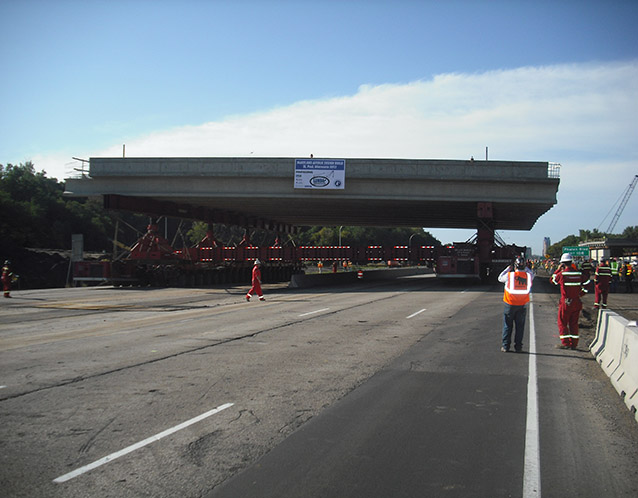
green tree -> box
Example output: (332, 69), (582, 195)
(578, 228), (606, 241)
(0, 162), (116, 251)
(187, 221), (209, 245)
(294, 226), (440, 247)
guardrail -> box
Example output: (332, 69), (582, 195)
(590, 309), (638, 423)
(548, 162), (561, 178)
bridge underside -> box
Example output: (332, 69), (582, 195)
(65, 157), (560, 233)
(102, 194), (553, 232)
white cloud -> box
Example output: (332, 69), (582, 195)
(34, 60), (638, 252)
(79, 61), (634, 162)
(29, 152), (85, 181)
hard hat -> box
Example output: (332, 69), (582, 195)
(254, 259), (261, 265)
(515, 257), (525, 269)
(560, 253), (573, 263)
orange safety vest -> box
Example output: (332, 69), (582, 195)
(503, 270), (532, 306)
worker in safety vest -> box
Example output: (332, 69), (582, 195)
(609, 258), (620, 293)
(623, 261), (634, 293)
(246, 259), (265, 302)
(498, 257), (534, 353)
(593, 259), (612, 309)
(551, 253), (590, 350)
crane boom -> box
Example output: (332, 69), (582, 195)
(607, 175), (638, 233)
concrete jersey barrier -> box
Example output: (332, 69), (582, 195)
(289, 267), (431, 288)
(591, 309), (638, 423)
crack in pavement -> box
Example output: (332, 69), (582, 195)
(1, 291), (405, 402)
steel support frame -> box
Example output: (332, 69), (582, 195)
(476, 202), (496, 280)
(103, 194), (297, 234)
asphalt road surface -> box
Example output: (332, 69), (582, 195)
(1, 274), (637, 498)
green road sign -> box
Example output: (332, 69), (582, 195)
(562, 246), (590, 258)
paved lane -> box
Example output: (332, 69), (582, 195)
(2, 276), (478, 497)
(1, 276), (637, 498)
(209, 281), (638, 498)
(209, 286), (530, 497)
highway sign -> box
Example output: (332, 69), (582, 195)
(562, 246), (590, 258)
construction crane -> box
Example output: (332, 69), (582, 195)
(606, 175), (638, 233)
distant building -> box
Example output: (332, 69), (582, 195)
(579, 238), (638, 262)
(542, 237), (551, 256)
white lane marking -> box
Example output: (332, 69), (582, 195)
(523, 296), (541, 497)
(406, 309), (427, 319)
(0, 385), (6, 389)
(298, 308), (330, 317)
(53, 402), (234, 483)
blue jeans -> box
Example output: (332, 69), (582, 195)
(502, 303), (527, 351)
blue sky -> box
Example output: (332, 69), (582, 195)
(1, 0), (637, 254)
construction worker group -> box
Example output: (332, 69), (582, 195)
(499, 253), (636, 352)
(548, 253), (635, 349)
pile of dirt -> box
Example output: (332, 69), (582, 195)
(578, 306), (597, 347)
(1, 247), (70, 289)
(1, 246), (105, 290)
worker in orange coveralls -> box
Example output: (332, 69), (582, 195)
(579, 258), (593, 293)
(593, 259), (612, 309)
(551, 253), (590, 350)
(2, 260), (14, 298)
(246, 259), (265, 302)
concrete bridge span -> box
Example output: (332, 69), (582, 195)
(64, 157), (560, 233)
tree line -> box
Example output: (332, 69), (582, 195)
(0, 162), (119, 252)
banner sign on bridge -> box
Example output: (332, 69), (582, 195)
(294, 159), (345, 189)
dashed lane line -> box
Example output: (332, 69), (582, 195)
(406, 308), (427, 319)
(298, 308), (330, 317)
(53, 403), (234, 484)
